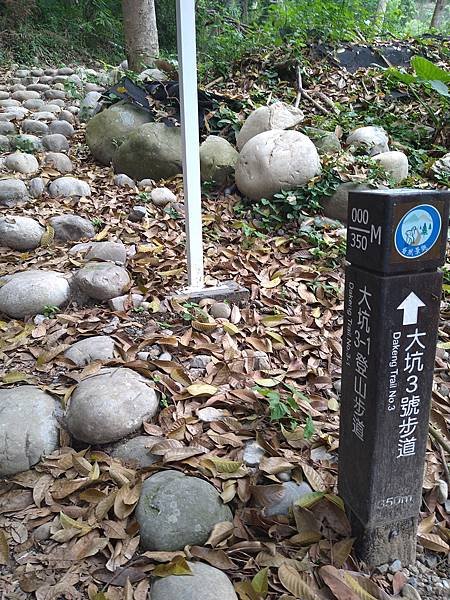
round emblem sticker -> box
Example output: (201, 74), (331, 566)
(394, 204), (441, 259)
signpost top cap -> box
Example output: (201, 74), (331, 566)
(347, 188), (449, 274)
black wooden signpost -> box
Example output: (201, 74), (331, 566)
(339, 189), (449, 566)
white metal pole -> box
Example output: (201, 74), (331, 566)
(176, 0), (205, 290)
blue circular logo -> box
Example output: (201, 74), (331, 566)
(394, 204), (441, 259)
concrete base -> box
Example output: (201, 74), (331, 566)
(169, 280), (249, 304)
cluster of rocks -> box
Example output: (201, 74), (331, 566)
(0, 229), (133, 317)
(0, 66), (98, 207)
(86, 101), (238, 187)
(85, 96), (416, 223)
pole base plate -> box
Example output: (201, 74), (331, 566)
(168, 280), (249, 304)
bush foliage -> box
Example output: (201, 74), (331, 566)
(0, 0), (448, 66)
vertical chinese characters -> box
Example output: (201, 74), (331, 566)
(397, 328), (426, 458)
(352, 286), (372, 441)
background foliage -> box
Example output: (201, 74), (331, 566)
(0, 0), (448, 66)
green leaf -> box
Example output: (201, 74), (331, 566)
(412, 56), (450, 83)
(304, 416), (315, 440)
(428, 80), (450, 97)
(385, 67), (416, 85)
(251, 567), (269, 598)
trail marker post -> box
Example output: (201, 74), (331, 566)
(339, 189), (449, 566)
(172, 0), (248, 304)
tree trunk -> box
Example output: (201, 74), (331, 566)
(376, 0), (389, 21)
(122, 0), (159, 72)
(431, 0), (447, 28)
(241, 0), (249, 23)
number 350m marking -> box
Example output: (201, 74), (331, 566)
(376, 495), (413, 509)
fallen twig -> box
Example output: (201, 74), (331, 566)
(295, 66), (330, 115)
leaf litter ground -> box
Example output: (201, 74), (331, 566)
(0, 44), (449, 599)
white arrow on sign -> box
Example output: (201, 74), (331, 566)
(397, 292), (426, 326)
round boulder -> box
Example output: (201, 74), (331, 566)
(136, 470), (233, 551)
(42, 134), (70, 153)
(43, 152), (73, 174)
(0, 179), (30, 207)
(236, 101), (304, 151)
(346, 126), (389, 156)
(49, 177), (91, 198)
(29, 177), (46, 198)
(235, 129), (321, 201)
(70, 240), (127, 264)
(372, 151), (409, 183)
(200, 135), (238, 185)
(4, 151), (39, 175)
(65, 367), (159, 443)
(150, 187), (176, 207)
(69, 241), (127, 264)
(112, 123), (182, 181)
(0, 216), (44, 250)
(151, 562), (238, 600)
(73, 262), (131, 300)
(50, 214), (95, 241)
(64, 335), (115, 367)
(0, 270), (70, 318)
(0, 386), (59, 476)
(86, 101), (151, 164)
(49, 120), (75, 139)
(22, 119), (49, 135)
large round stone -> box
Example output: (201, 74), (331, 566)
(236, 101), (304, 151)
(49, 177), (91, 198)
(373, 151), (409, 183)
(0, 179), (30, 207)
(4, 151), (39, 175)
(22, 119), (49, 135)
(64, 335), (115, 367)
(49, 214), (95, 241)
(151, 562), (238, 600)
(66, 367), (159, 443)
(346, 126), (389, 156)
(86, 102), (151, 165)
(200, 135), (238, 185)
(0, 216), (44, 250)
(0, 270), (70, 318)
(73, 262), (131, 300)
(69, 241), (127, 264)
(136, 471), (233, 551)
(0, 386), (59, 476)
(42, 133), (70, 153)
(235, 129), (321, 201)
(112, 123), (182, 181)
(43, 152), (73, 174)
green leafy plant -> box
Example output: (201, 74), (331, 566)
(385, 56), (450, 139)
(64, 80), (82, 100)
(137, 191), (151, 203)
(91, 217), (104, 231)
(254, 386), (293, 421)
(43, 304), (60, 318)
(12, 138), (37, 153)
